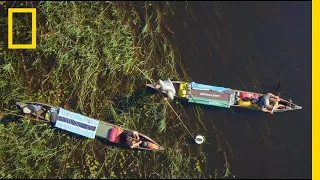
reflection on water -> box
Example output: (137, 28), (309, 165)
(168, 1), (311, 178)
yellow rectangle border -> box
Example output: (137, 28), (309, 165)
(313, 0), (317, 179)
(8, 8), (36, 49)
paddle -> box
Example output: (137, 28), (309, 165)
(271, 83), (284, 113)
(274, 83), (284, 95)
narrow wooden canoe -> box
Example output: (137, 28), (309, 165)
(15, 101), (164, 151)
(146, 81), (302, 113)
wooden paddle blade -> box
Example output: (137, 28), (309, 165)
(274, 83), (284, 95)
(277, 83), (284, 95)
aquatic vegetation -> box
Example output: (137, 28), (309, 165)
(213, 124), (234, 178)
(0, 121), (60, 178)
(0, 1), (233, 179)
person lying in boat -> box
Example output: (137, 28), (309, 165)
(259, 93), (285, 114)
(119, 130), (160, 150)
(155, 79), (176, 100)
(120, 130), (142, 148)
(22, 104), (46, 120)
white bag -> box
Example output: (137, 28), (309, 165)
(159, 79), (176, 97)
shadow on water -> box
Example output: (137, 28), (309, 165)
(186, 136), (199, 145)
(0, 114), (22, 126)
(230, 107), (264, 116)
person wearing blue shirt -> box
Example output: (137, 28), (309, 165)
(259, 93), (285, 114)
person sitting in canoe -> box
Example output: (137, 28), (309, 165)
(259, 93), (285, 114)
(22, 104), (46, 120)
(120, 130), (142, 148)
(119, 130), (160, 150)
(155, 79), (176, 100)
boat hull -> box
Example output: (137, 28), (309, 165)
(15, 101), (164, 151)
(146, 81), (302, 113)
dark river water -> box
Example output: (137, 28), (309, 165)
(167, 1), (311, 178)
(0, 1), (311, 178)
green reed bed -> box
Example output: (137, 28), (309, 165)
(0, 121), (61, 178)
(0, 1), (234, 179)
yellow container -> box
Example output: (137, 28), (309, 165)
(238, 99), (252, 106)
(45, 112), (50, 119)
(178, 83), (187, 97)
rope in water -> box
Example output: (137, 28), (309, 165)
(133, 65), (194, 139)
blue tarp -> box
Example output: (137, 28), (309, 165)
(54, 108), (100, 139)
(191, 82), (230, 92)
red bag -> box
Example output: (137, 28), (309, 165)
(108, 126), (119, 142)
(239, 92), (254, 99)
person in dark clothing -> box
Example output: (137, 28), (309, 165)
(119, 130), (142, 148)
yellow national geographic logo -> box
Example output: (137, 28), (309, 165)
(8, 8), (36, 49)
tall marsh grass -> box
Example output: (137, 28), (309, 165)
(0, 1), (231, 179)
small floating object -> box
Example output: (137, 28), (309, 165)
(195, 135), (204, 144)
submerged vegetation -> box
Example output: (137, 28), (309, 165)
(0, 1), (233, 178)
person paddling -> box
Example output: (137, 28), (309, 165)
(259, 93), (285, 114)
